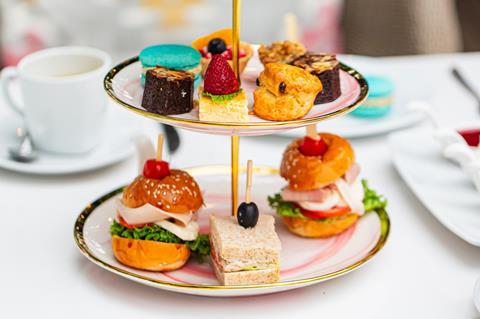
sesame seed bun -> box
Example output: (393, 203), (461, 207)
(122, 170), (203, 214)
(280, 133), (355, 191)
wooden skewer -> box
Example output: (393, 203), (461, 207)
(245, 160), (253, 203)
(306, 125), (320, 140)
(284, 12), (299, 42)
(156, 134), (164, 161)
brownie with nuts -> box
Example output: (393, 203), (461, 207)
(291, 53), (341, 104)
(141, 66), (194, 115)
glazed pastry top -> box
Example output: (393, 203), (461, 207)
(150, 66), (195, 81)
(258, 41), (307, 65)
(291, 53), (339, 75)
(258, 63), (322, 97)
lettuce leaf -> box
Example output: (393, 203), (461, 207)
(202, 89), (241, 103)
(268, 179), (388, 221)
(267, 194), (347, 223)
(110, 220), (210, 256)
(268, 193), (306, 219)
(362, 179), (388, 212)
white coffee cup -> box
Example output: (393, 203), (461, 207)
(1, 46), (111, 154)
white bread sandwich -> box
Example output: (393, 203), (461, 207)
(209, 214), (281, 285)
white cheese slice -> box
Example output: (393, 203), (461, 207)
(335, 178), (365, 215)
(155, 220), (199, 241)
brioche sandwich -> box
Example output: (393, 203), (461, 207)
(209, 214), (281, 285)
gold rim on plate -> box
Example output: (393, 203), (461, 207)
(73, 165), (390, 291)
(103, 57), (369, 130)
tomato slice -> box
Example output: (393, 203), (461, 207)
(299, 206), (351, 219)
(118, 216), (150, 229)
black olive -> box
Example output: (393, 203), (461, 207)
(279, 82), (286, 93)
(237, 202), (259, 228)
(256, 78), (260, 86)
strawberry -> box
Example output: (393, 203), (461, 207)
(203, 54), (239, 95)
(221, 48), (232, 60)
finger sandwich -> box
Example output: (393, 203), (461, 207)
(209, 214), (281, 285)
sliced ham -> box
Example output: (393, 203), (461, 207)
(281, 186), (334, 202)
(298, 190), (340, 211)
(344, 163), (361, 185)
(116, 198), (194, 226)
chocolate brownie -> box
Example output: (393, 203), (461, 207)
(291, 53), (341, 104)
(141, 66), (194, 115)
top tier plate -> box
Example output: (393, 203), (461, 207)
(104, 53), (368, 136)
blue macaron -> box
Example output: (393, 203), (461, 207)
(139, 44), (201, 87)
(351, 75), (394, 118)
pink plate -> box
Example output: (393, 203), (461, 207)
(104, 53), (368, 136)
(74, 165), (389, 297)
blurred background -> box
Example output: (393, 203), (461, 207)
(0, 0), (478, 66)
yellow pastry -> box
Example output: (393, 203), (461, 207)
(253, 63), (322, 121)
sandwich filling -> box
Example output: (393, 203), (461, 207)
(269, 172), (387, 222)
(111, 200), (210, 257)
(116, 199), (198, 241)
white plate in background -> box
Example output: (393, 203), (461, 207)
(390, 127), (480, 246)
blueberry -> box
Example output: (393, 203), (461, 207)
(256, 78), (260, 86)
(279, 82), (286, 93)
(207, 38), (227, 55)
(237, 202), (259, 228)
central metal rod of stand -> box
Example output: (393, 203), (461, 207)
(231, 135), (239, 216)
(231, 0), (241, 216)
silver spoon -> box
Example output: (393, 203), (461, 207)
(8, 127), (38, 163)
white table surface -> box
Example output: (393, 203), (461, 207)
(1, 52), (480, 318)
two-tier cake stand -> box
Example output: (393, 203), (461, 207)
(73, 1), (391, 297)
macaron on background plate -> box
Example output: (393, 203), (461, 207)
(351, 75), (394, 118)
(139, 44), (201, 86)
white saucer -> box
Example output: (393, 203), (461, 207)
(0, 107), (146, 175)
(390, 126), (480, 246)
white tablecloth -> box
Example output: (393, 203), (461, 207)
(1, 53), (480, 318)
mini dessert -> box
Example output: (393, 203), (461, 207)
(253, 63), (322, 121)
(210, 160), (281, 285)
(139, 44), (201, 87)
(141, 66), (194, 115)
(199, 54), (249, 122)
(191, 28), (253, 77)
(291, 53), (341, 104)
(258, 40), (306, 66)
(268, 127), (387, 238)
(110, 136), (209, 271)
(351, 75), (394, 118)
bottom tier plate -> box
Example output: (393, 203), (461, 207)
(74, 165), (390, 297)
